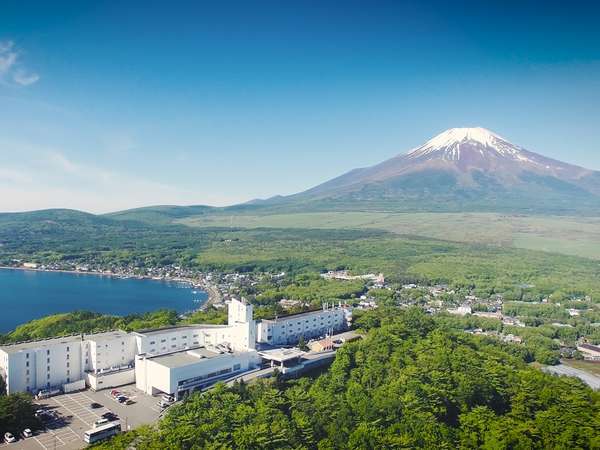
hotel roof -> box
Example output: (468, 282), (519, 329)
(260, 307), (343, 323)
(0, 334), (83, 354)
(148, 347), (230, 369)
(0, 329), (132, 354)
(133, 324), (227, 337)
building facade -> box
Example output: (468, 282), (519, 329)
(0, 299), (257, 395)
(256, 305), (349, 345)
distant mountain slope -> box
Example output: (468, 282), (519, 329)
(276, 127), (600, 214)
(105, 205), (216, 225)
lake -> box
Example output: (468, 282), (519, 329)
(0, 269), (207, 333)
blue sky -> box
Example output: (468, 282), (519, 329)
(1, 0), (599, 213)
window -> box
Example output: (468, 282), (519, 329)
(26, 377), (29, 383)
(121, 341), (125, 345)
(85, 359), (88, 364)
(182, 335), (187, 339)
(66, 369), (70, 375)
(47, 350), (50, 355)
(171, 345), (176, 348)
(150, 349), (156, 353)
(171, 337), (177, 341)
(26, 353), (29, 359)
(66, 377), (70, 383)
(150, 341), (156, 345)
(233, 363), (241, 371)
(47, 374), (50, 380)
(47, 358), (50, 364)
(66, 354), (69, 360)
(67, 362), (70, 368)
(66, 346), (70, 352)
(26, 361), (29, 367)
(160, 339), (166, 343)
(26, 369), (29, 375)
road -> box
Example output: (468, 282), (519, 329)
(543, 364), (600, 390)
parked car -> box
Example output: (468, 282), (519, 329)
(35, 409), (57, 422)
(35, 388), (61, 399)
(116, 395), (128, 403)
(102, 412), (118, 421)
(21, 429), (33, 438)
(4, 432), (17, 443)
(94, 418), (110, 427)
(110, 389), (121, 397)
(90, 402), (103, 409)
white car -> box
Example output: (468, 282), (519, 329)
(4, 432), (17, 443)
(22, 429), (33, 438)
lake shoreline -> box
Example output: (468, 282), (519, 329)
(0, 266), (219, 332)
(0, 266), (220, 308)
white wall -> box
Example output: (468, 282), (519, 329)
(136, 350), (259, 397)
(135, 328), (210, 356)
(87, 368), (135, 391)
(1, 340), (84, 395)
(257, 308), (346, 345)
(87, 334), (136, 373)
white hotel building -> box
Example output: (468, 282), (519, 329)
(256, 304), (350, 345)
(0, 299), (258, 397)
(1, 300), (350, 397)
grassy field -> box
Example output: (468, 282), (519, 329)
(178, 212), (600, 260)
(562, 359), (600, 376)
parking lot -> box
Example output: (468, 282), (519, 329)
(1, 385), (163, 449)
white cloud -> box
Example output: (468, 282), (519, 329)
(0, 41), (17, 74)
(0, 40), (39, 87)
(13, 69), (40, 86)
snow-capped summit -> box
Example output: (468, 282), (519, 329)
(286, 126), (600, 214)
(407, 127), (525, 162)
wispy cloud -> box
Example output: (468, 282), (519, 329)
(13, 69), (40, 86)
(0, 40), (40, 87)
(0, 140), (205, 213)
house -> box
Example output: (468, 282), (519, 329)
(577, 343), (600, 361)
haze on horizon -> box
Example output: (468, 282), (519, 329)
(1, 0), (599, 213)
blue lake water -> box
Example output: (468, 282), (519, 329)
(0, 269), (207, 333)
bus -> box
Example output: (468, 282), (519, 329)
(83, 421), (121, 444)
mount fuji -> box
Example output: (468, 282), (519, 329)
(268, 127), (600, 214)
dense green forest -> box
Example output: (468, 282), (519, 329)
(91, 308), (599, 449)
